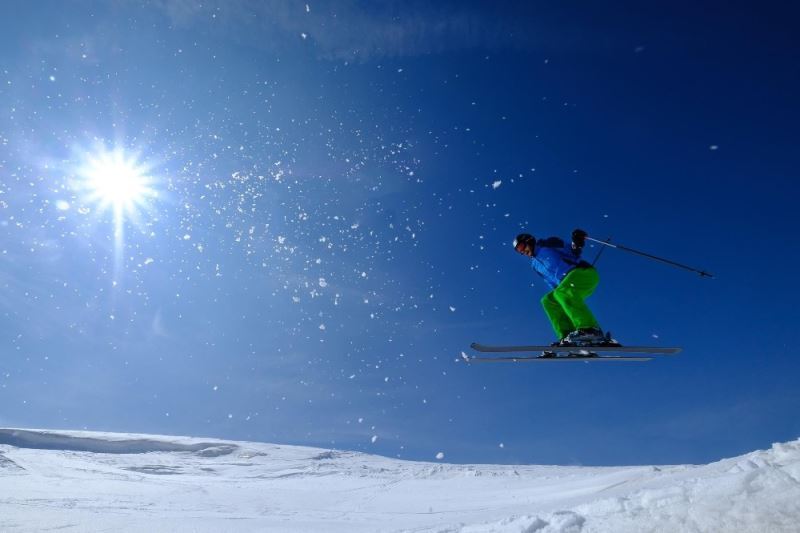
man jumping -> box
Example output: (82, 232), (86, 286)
(513, 229), (615, 348)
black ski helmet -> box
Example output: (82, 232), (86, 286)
(513, 233), (535, 252)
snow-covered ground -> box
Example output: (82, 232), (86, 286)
(1, 429), (798, 532)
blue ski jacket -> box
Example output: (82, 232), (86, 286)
(531, 237), (592, 289)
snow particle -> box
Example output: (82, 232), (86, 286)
(435, 452), (445, 460)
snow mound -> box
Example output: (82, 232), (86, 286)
(1, 428), (799, 532)
(465, 440), (800, 533)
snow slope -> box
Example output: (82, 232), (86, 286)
(1, 428), (798, 532)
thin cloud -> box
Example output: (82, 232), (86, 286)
(152, 0), (530, 61)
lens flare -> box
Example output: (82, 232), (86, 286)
(79, 149), (157, 219)
(75, 146), (159, 284)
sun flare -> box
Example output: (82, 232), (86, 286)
(79, 149), (156, 217)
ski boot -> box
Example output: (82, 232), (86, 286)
(563, 327), (606, 347)
(562, 328), (623, 357)
(600, 331), (622, 347)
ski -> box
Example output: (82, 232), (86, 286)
(462, 353), (652, 363)
(470, 342), (681, 355)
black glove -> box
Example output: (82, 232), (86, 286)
(571, 229), (588, 249)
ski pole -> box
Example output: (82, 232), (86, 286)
(585, 236), (714, 278)
(591, 236), (610, 266)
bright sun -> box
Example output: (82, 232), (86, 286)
(79, 149), (156, 218)
(75, 146), (159, 283)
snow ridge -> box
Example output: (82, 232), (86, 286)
(0, 428), (238, 456)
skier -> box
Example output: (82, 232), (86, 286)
(513, 229), (614, 348)
(463, 232), (708, 363)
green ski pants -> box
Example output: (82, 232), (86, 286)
(541, 266), (601, 340)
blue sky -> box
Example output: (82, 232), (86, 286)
(1, 0), (798, 466)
